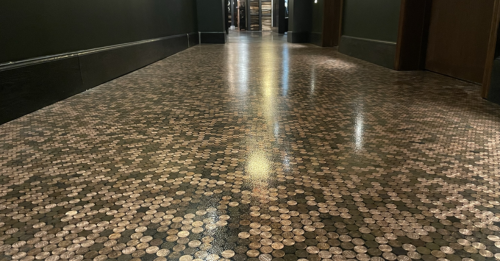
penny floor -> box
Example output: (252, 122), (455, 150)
(1, 32), (500, 261)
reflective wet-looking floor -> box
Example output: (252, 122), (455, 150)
(1, 32), (500, 261)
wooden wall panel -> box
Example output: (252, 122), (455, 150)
(425, 0), (495, 83)
(322, 0), (342, 47)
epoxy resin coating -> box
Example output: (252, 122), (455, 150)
(0, 32), (500, 261)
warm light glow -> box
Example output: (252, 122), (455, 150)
(246, 150), (271, 179)
(243, 43), (280, 183)
(239, 43), (249, 94)
(310, 65), (316, 95)
(226, 41), (249, 96)
(261, 44), (278, 136)
(354, 100), (364, 151)
(320, 59), (358, 70)
(355, 113), (364, 151)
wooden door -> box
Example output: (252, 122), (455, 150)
(425, 0), (495, 83)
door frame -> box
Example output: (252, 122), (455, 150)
(394, 0), (432, 71)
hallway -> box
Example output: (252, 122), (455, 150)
(1, 32), (500, 261)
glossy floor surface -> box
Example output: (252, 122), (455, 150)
(1, 32), (500, 261)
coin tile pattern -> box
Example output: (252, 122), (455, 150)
(1, 32), (500, 261)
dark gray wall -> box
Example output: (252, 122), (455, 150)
(278, 0), (288, 33)
(488, 58), (500, 104)
(312, 0), (324, 34)
(287, 0), (325, 45)
(339, 0), (401, 69)
(197, 0), (225, 32)
(342, 0), (401, 42)
(310, 0), (324, 46)
(287, 0), (313, 43)
(273, 0), (279, 27)
(0, 0), (200, 124)
(0, 0), (198, 63)
(196, 0), (226, 43)
(288, 0), (313, 32)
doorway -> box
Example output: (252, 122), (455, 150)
(247, 0), (274, 31)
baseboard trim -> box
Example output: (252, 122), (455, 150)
(0, 34), (194, 71)
(188, 32), (200, 47)
(79, 35), (188, 89)
(310, 32), (323, 47)
(199, 32), (226, 44)
(487, 58), (500, 105)
(0, 33), (197, 125)
(287, 31), (310, 43)
(338, 35), (397, 69)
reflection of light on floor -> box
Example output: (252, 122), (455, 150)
(321, 59), (358, 70)
(226, 42), (249, 96)
(264, 85), (273, 97)
(261, 42), (278, 135)
(246, 150), (271, 179)
(310, 65), (316, 95)
(238, 43), (249, 94)
(283, 153), (290, 171)
(355, 113), (364, 151)
(288, 44), (311, 48)
(354, 99), (364, 152)
(282, 45), (289, 96)
(227, 44), (236, 92)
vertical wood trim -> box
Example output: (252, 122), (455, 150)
(338, 0), (344, 43)
(321, 0), (330, 47)
(321, 0), (341, 47)
(395, 0), (407, 70)
(394, 0), (432, 71)
(334, 0), (343, 46)
(482, 0), (500, 98)
(419, 0), (432, 70)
